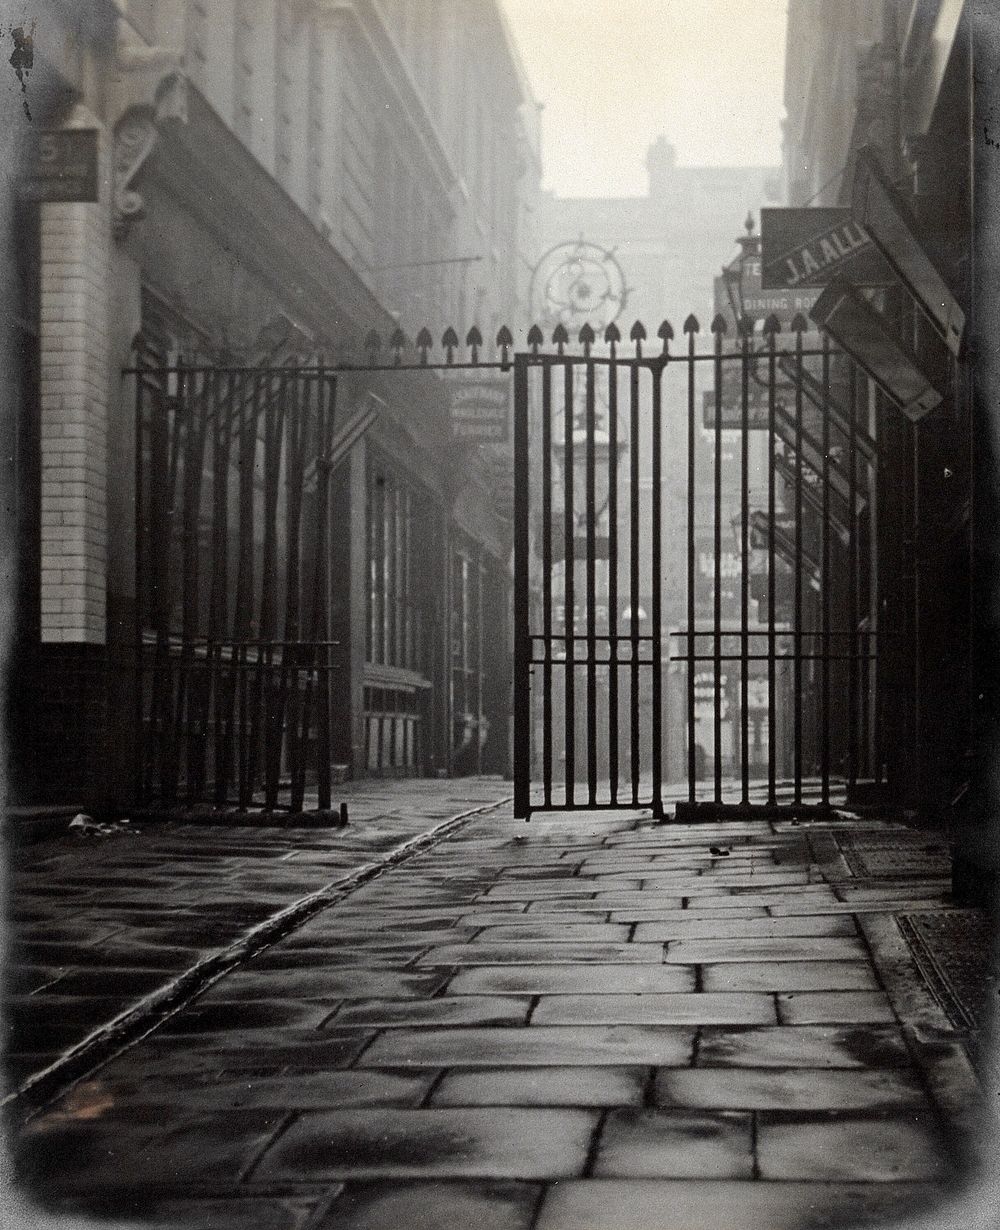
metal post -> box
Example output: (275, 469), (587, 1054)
(563, 361), (576, 803)
(651, 362), (664, 818)
(585, 358), (598, 805)
(686, 322), (698, 802)
(542, 362), (553, 807)
(513, 355), (531, 819)
(608, 346), (620, 805)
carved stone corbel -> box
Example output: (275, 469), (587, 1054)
(111, 18), (187, 240)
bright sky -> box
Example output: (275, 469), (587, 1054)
(500, 0), (789, 197)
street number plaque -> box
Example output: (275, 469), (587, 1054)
(20, 130), (99, 203)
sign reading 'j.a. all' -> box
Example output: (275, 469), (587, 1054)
(760, 208), (893, 291)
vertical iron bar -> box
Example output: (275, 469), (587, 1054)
(315, 372), (335, 812)
(147, 366), (172, 801)
(261, 368), (288, 810)
(238, 642), (249, 809)
(821, 337), (832, 803)
(585, 358), (597, 805)
(651, 362), (663, 818)
(160, 362), (187, 801)
(847, 362), (860, 792)
(629, 359), (640, 806)
(687, 328), (697, 802)
(476, 553), (484, 775)
(740, 330), (750, 805)
(793, 331), (804, 803)
(133, 362), (146, 804)
(713, 330), (723, 804)
(767, 334), (777, 802)
(181, 367), (210, 805)
(607, 351), (620, 805)
(542, 362), (553, 807)
(286, 371), (309, 811)
(211, 370), (234, 804)
(513, 355), (531, 819)
(564, 361), (575, 803)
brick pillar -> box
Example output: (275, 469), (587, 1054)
(38, 118), (110, 646)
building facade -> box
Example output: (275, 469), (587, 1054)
(6, 0), (541, 809)
(782, 1), (982, 892)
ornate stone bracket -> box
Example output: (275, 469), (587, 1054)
(111, 19), (187, 240)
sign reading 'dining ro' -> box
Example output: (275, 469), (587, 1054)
(760, 208), (893, 290)
(449, 373), (510, 443)
(20, 130), (99, 202)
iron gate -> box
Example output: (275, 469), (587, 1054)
(132, 349), (341, 814)
(513, 317), (881, 820)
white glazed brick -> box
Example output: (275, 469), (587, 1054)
(39, 121), (110, 645)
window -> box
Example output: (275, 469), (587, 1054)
(365, 457), (428, 674)
(450, 537), (486, 774)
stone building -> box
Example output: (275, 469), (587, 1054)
(781, 0), (981, 893)
(5, 0), (541, 809)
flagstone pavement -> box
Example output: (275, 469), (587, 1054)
(4, 795), (995, 1230)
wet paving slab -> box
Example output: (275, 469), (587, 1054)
(6, 803), (987, 1228)
(533, 1178), (947, 1230)
(251, 1107), (597, 1181)
(431, 1066), (647, 1107)
(4, 777), (513, 1092)
(702, 960), (881, 992)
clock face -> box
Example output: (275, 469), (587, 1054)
(531, 240), (628, 333)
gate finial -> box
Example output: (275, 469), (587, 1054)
(416, 326), (433, 364)
(683, 314), (700, 335)
(527, 324), (543, 356)
(657, 320), (674, 355)
(466, 326), (483, 364)
(578, 323), (595, 355)
(710, 314), (729, 335)
(552, 323), (569, 355)
(629, 320), (646, 358)
(442, 326), (459, 364)
(790, 313), (809, 334)
(496, 325), (513, 369)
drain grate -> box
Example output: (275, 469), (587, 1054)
(896, 910), (995, 1034)
(837, 836), (951, 880)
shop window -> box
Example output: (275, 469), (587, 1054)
(365, 458), (428, 675)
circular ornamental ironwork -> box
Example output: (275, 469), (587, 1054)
(530, 239), (627, 333)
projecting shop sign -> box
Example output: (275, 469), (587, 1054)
(449, 373), (510, 443)
(20, 130), (99, 202)
(713, 271), (818, 328)
(760, 208), (893, 290)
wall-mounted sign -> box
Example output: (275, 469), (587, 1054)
(20, 130), (99, 202)
(449, 373), (510, 443)
(760, 208), (893, 291)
